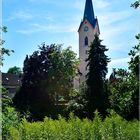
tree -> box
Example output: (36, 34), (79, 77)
(0, 26), (21, 140)
(108, 68), (139, 120)
(108, 34), (139, 120)
(0, 26), (14, 112)
(13, 43), (79, 120)
(7, 66), (22, 75)
(0, 26), (14, 66)
(86, 35), (110, 118)
(66, 82), (88, 118)
(2, 87), (13, 112)
(128, 34), (140, 78)
(108, 1), (140, 120)
(130, 1), (140, 78)
(131, 0), (140, 8)
(109, 69), (132, 118)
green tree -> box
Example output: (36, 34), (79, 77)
(128, 34), (140, 78)
(0, 26), (14, 111)
(66, 82), (88, 118)
(108, 3), (140, 120)
(2, 87), (13, 112)
(13, 43), (79, 120)
(131, 0), (140, 8)
(0, 26), (14, 66)
(108, 34), (139, 120)
(86, 35), (110, 118)
(7, 66), (22, 75)
(108, 68), (139, 120)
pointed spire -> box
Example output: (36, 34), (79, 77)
(83, 0), (95, 24)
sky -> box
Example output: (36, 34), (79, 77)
(2, 0), (139, 77)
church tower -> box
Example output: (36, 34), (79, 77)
(78, 0), (100, 82)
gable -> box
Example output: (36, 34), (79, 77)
(78, 18), (97, 33)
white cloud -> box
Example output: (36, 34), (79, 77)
(98, 10), (132, 26)
(29, 0), (49, 3)
(44, 16), (54, 22)
(100, 20), (133, 42)
(109, 57), (130, 66)
(74, 0), (84, 11)
(97, 9), (134, 53)
(94, 0), (110, 8)
(28, 0), (71, 8)
(107, 57), (130, 78)
(17, 22), (78, 35)
(73, 0), (110, 12)
(7, 11), (34, 21)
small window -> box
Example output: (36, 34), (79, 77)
(85, 37), (88, 46)
(85, 50), (88, 54)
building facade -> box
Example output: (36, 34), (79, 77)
(2, 73), (22, 98)
(78, 0), (100, 82)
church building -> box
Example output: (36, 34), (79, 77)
(78, 0), (100, 83)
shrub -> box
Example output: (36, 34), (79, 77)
(7, 111), (139, 140)
(2, 107), (20, 139)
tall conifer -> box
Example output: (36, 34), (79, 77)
(86, 35), (110, 118)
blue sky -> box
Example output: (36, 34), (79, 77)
(2, 0), (139, 77)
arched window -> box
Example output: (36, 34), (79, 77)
(85, 37), (88, 46)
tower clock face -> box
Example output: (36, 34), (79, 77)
(84, 26), (88, 32)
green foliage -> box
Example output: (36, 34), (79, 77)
(13, 43), (79, 120)
(3, 111), (139, 140)
(108, 34), (139, 120)
(2, 87), (13, 112)
(2, 87), (17, 139)
(102, 110), (139, 140)
(131, 0), (140, 8)
(0, 26), (14, 66)
(2, 107), (20, 140)
(109, 69), (139, 120)
(128, 34), (140, 78)
(86, 35), (110, 118)
(66, 83), (87, 118)
(7, 66), (22, 74)
(109, 69), (138, 119)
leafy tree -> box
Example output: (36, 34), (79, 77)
(86, 35), (110, 118)
(109, 69), (132, 117)
(108, 68), (139, 120)
(0, 26), (14, 112)
(2, 87), (13, 112)
(127, 34), (139, 119)
(13, 43), (79, 120)
(108, 35), (139, 120)
(66, 82), (88, 118)
(131, 0), (140, 8)
(128, 34), (140, 78)
(7, 66), (22, 75)
(0, 26), (7, 46)
(108, 2), (139, 120)
(0, 26), (14, 66)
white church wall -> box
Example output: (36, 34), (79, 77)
(79, 20), (97, 82)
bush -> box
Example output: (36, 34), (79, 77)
(2, 107), (20, 139)
(66, 83), (87, 118)
(6, 111), (139, 140)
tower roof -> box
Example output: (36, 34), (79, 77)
(78, 0), (98, 32)
(83, 0), (95, 25)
